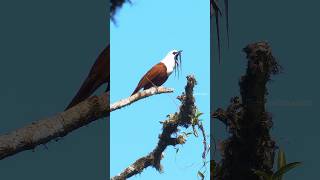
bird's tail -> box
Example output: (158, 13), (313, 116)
(65, 46), (109, 110)
(65, 78), (102, 110)
(131, 87), (140, 96)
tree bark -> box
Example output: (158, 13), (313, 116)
(0, 86), (173, 160)
(213, 41), (281, 180)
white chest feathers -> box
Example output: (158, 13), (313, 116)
(160, 55), (176, 75)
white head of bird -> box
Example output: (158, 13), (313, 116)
(160, 49), (182, 75)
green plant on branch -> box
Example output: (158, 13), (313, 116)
(253, 149), (302, 180)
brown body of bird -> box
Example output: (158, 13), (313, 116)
(131, 49), (182, 96)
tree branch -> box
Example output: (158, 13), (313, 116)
(110, 87), (173, 112)
(0, 92), (109, 160)
(213, 41), (281, 180)
(0, 86), (173, 160)
(111, 75), (198, 180)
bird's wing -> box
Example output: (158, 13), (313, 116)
(65, 45), (109, 110)
(131, 63), (166, 96)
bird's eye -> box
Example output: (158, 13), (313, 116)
(172, 52), (177, 55)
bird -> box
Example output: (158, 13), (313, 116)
(65, 45), (110, 110)
(131, 49), (182, 96)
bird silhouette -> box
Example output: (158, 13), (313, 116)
(65, 45), (109, 110)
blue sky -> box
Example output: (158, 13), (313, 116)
(110, 1), (210, 179)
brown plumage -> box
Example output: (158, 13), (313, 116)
(65, 45), (110, 110)
(131, 62), (168, 96)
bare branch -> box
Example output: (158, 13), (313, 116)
(0, 86), (173, 160)
(0, 92), (109, 160)
(111, 75), (198, 180)
(110, 87), (174, 112)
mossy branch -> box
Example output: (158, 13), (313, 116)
(212, 41), (281, 180)
(111, 75), (202, 180)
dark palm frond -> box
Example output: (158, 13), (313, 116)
(211, 0), (222, 16)
(211, 0), (222, 63)
(224, 0), (230, 47)
(110, 0), (131, 20)
(211, 0), (229, 63)
(214, 8), (222, 63)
